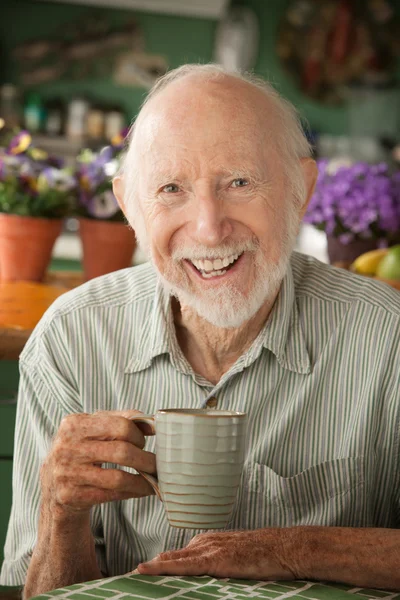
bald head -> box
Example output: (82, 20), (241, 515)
(114, 64), (317, 261)
(112, 65), (317, 327)
(131, 73), (288, 187)
(119, 65), (312, 213)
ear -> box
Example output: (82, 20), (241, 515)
(112, 176), (126, 214)
(298, 158), (318, 219)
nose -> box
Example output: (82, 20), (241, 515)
(193, 190), (233, 247)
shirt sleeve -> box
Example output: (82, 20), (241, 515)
(389, 360), (400, 528)
(0, 352), (105, 585)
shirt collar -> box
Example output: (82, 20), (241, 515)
(125, 257), (311, 375)
(256, 259), (311, 374)
(125, 279), (177, 373)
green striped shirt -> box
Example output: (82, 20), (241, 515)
(1, 251), (400, 585)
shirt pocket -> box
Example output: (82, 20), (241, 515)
(237, 457), (372, 529)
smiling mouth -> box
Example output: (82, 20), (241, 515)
(186, 252), (243, 279)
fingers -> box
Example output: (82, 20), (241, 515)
(137, 535), (225, 577)
(59, 412), (147, 449)
(75, 441), (157, 474)
(73, 465), (154, 493)
(42, 410), (157, 514)
(137, 531), (294, 582)
(138, 556), (205, 576)
(58, 467), (155, 496)
(52, 470), (155, 512)
(98, 410), (156, 438)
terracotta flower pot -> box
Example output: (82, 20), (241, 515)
(0, 213), (63, 282)
(79, 218), (137, 281)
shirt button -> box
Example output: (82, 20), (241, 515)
(206, 397), (218, 408)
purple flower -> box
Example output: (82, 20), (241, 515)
(76, 146), (117, 193)
(37, 167), (76, 193)
(0, 125), (75, 218)
(8, 130), (32, 155)
(76, 144), (123, 219)
(304, 160), (400, 242)
(338, 233), (354, 244)
(96, 145), (114, 166)
(0, 152), (29, 178)
(87, 190), (119, 218)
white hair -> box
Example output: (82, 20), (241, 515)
(118, 63), (312, 251)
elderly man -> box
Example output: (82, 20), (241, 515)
(1, 64), (399, 597)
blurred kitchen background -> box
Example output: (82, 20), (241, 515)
(1, 0), (400, 272)
(1, 2), (400, 570)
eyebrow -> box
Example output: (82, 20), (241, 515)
(221, 167), (264, 179)
(152, 167), (266, 183)
(147, 170), (182, 193)
(148, 162), (268, 193)
(217, 166), (267, 185)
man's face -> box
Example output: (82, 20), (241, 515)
(128, 78), (301, 328)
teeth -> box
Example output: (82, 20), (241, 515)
(190, 253), (241, 273)
(202, 269), (227, 278)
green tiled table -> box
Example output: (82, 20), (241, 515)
(30, 575), (400, 600)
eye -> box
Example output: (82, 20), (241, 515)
(231, 178), (249, 188)
(162, 183), (180, 193)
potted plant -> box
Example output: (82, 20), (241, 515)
(75, 135), (136, 281)
(304, 159), (400, 264)
(0, 125), (76, 282)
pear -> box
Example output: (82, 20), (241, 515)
(352, 248), (388, 276)
(376, 245), (400, 280)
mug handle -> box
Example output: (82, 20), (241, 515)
(130, 414), (162, 502)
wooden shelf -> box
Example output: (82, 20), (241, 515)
(33, 135), (103, 161)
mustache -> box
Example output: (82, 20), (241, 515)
(171, 238), (259, 262)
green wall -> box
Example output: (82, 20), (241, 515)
(1, 0), (399, 135)
(0, 0), (216, 123)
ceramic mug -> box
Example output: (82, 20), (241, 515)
(131, 409), (247, 529)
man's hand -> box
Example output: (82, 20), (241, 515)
(138, 527), (400, 591)
(136, 530), (296, 580)
(25, 409), (156, 599)
(41, 410), (156, 518)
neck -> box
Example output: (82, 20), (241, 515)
(172, 292), (280, 385)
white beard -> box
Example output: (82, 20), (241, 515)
(157, 234), (295, 329)
(158, 259), (287, 329)
(128, 196), (299, 329)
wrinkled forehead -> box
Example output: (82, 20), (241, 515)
(132, 79), (281, 169)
